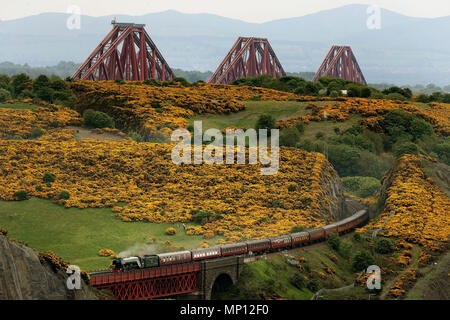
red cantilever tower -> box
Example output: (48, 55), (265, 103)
(208, 37), (286, 84)
(312, 46), (367, 85)
(72, 22), (174, 81)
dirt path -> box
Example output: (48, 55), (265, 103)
(65, 126), (127, 141)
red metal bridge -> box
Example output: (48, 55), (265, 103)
(208, 37), (286, 84)
(312, 46), (367, 85)
(72, 22), (174, 82)
(90, 263), (200, 300)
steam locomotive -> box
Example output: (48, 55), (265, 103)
(111, 210), (368, 272)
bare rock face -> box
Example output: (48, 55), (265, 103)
(0, 236), (98, 300)
(319, 163), (348, 221)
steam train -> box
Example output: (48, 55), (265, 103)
(111, 210), (368, 272)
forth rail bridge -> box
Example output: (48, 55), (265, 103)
(74, 21), (369, 300)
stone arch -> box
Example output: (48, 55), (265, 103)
(209, 272), (234, 299)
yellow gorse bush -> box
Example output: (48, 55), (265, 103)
(276, 98), (450, 136)
(359, 154), (450, 265)
(0, 140), (337, 242)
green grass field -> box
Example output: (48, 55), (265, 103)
(189, 100), (361, 141)
(0, 198), (222, 271)
(189, 101), (336, 131)
(0, 102), (40, 110)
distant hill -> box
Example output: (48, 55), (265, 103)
(1, 4), (450, 85)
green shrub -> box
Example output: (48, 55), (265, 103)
(59, 191), (70, 200)
(13, 190), (28, 201)
(128, 131), (143, 142)
(342, 176), (381, 198)
(35, 185), (43, 192)
(0, 88), (12, 102)
(172, 77), (190, 86)
(280, 127), (300, 147)
(30, 127), (44, 139)
(272, 199), (283, 209)
(329, 90), (339, 97)
(290, 226), (306, 233)
(190, 209), (214, 224)
(295, 122), (305, 135)
(353, 233), (362, 241)
(83, 109), (114, 129)
(385, 92), (407, 101)
(255, 114), (275, 133)
(288, 184), (297, 192)
(328, 144), (361, 177)
(306, 279), (319, 292)
(352, 250), (375, 271)
(327, 233), (340, 251)
(375, 238), (397, 254)
(339, 239), (353, 258)
(393, 141), (420, 157)
(290, 274), (305, 289)
(42, 172), (56, 183)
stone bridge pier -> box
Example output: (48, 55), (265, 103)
(178, 255), (244, 300)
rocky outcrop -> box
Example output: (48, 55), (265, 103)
(319, 163), (348, 221)
(0, 236), (98, 300)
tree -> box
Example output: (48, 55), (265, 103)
(255, 114), (275, 133)
(33, 75), (50, 92)
(13, 190), (28, 201)
(352, 250), (375, 271)
(30, 127), (44, 139)
(328, 144), (361, 177)
(393, 141), (420, 157)
(11, 73), (31, 97)
(375, 238), (396, 254)
(328, 233), (341, 251)
(42, 172), (56, 183)
(59, 191), (70, 200)
(83, 109), (114, 129)
(0, 88), (12, 102)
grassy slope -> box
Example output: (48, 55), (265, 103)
(0, 198), (222, 271)
(189, 100), (362, 141)
(406, 250), (450, 300)
(0, 102), (40, 110)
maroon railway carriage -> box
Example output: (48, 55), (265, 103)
(221, 242), (248, 257)
(323, 223), (339, 237)
(246, 239), (271, 254)
(291, 232), (310, 246)
(309, 227), (325, 242)
(336, 217), (356, 234)
(191, 247), (221, 261)
(158, 251), (192, 266)
(270, 235), (292, 250)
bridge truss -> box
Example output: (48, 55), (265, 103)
(208, 37), (286, 84)
(312, 46), (367, 85)
(90, 263), (200, 300)
(72, 23), (174, 82)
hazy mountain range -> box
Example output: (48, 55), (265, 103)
(1, 4), (450, 85)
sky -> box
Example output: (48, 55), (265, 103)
(1, 0), (450, 22)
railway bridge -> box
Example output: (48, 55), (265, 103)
(90, 255), (244, 300)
